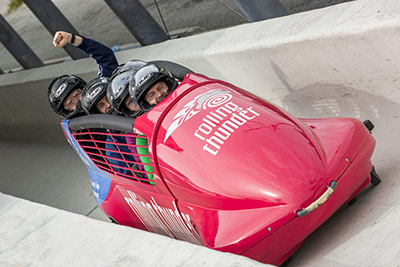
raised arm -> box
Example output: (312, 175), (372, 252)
(53, 31), (118, 78)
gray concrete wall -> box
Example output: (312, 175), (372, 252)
(0, 193), (269, 266)
(0, 0), (352, 72)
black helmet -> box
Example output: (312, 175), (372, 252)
(107, 60), (146, 117)
(47, 75), (86, 118)
(81, 77), (112, 114)
(129, 64), (178, 112)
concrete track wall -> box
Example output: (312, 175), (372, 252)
(1, 0), (400, 266)
(0, 193), (267, 266)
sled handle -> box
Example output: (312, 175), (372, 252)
(68, 114), (135, 133)
(296, 181), (338, 217)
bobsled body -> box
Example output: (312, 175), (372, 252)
(63, 73), (376, 265)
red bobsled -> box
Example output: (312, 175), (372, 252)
(63, 72), (380, 266)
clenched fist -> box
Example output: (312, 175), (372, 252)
(53, 31), (82, 47)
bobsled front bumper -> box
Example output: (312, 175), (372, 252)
(242, 132), (375, 266)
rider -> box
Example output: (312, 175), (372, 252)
(79, 73), (138, 178)
(126, 63), (180, 183)
(129, 63), (179, 112)
(106, 60), (149, 180)
(48, 74), (87, 118)
(76, 77), (113, 170)
(48, 31), (118, 118)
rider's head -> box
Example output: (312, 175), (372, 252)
(107, 60), (147, 117)
(129, 64), (178, 112)
(81, 77), (112, 114)
(48, 75), (86, 118)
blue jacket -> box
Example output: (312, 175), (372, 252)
(105, 131), (135, 177)
(78, 37), (118, 78)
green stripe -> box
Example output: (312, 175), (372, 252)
(136, 136), (155, 185)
